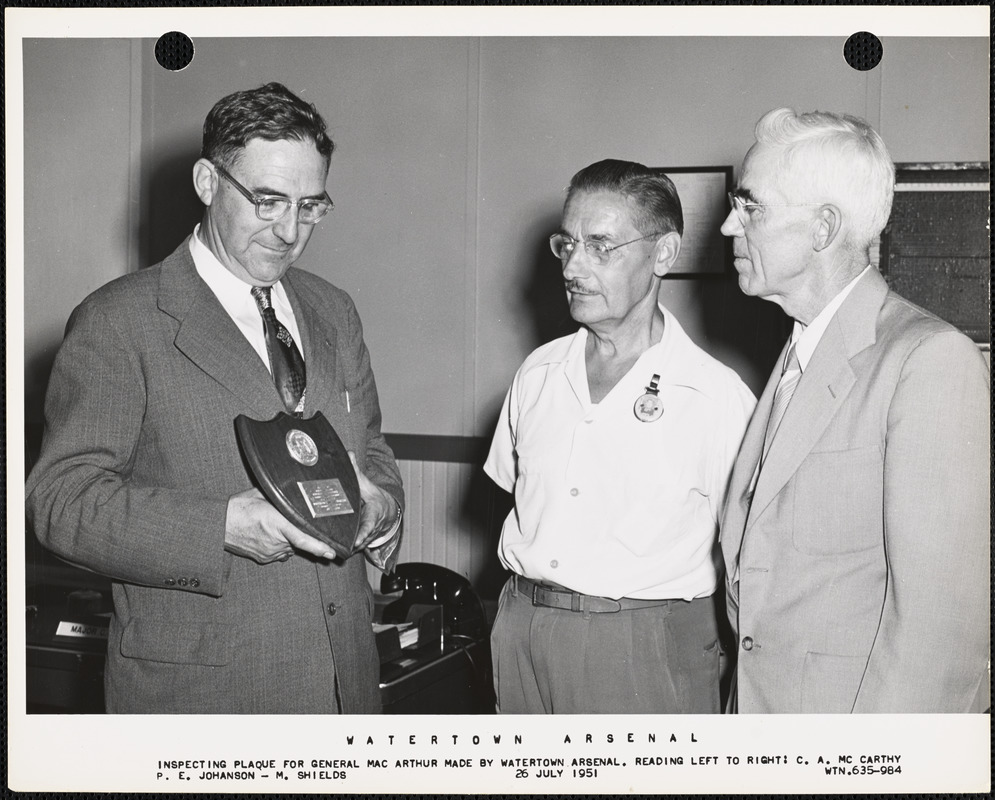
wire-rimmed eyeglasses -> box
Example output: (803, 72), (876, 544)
(215, 164), (333, 224)
(727, 192), (824, 225)
(549, 232), (661, 266)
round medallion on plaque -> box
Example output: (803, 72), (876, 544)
(286, 429), (319, 466)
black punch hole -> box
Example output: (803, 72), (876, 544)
(155, 31), (194, 72)
(844, 32), (883, 72)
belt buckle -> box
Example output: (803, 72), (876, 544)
(530, 582), (541, 606)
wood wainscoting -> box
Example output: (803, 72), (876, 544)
(368, 435), (512, 600)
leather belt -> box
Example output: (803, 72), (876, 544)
(515, 575), (680, 614)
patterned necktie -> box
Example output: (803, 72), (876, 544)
(761, 342), (801, 462)
(250, 286), (306, 415)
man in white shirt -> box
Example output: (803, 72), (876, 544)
(719, 108), (989, 712)
(484, 159), (756, 714)
(27, 83), (403, 713)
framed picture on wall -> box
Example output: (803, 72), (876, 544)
(659, 166), (733, 276)
(879, 162), (990, 344)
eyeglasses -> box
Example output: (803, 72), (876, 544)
(549, 232), (661, 266)
(727, 192), (823, 225)
(214, 164), (333, 224)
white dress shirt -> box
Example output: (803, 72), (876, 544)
(189, 225), (305, 370)
(789, 265), (872, 372)
(484, 306), (756, 601)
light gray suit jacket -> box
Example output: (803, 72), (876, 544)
(27, 239), (403, 713)
(720, 268), (989, 713)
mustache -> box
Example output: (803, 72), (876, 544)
(564, 280), (595, 294)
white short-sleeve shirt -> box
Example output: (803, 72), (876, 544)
(484, 307), (756, 601)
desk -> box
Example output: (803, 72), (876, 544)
(26, 581), (110, 714)
(380, 637), (492, 714)
(25, 580), (494, 714)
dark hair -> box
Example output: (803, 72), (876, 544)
(566, 159), (684, 236)
(201, 82), (333, 171)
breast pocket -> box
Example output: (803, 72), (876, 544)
(792, 446), (883, 555)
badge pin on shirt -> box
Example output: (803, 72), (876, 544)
(634, 373), (664, 422)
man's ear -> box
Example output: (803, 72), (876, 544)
(192, 159), (218, 207)
(812, 204), (842, 252)
(652, 231), (682, 278)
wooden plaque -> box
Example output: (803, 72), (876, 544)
(235, 412), (361, 559)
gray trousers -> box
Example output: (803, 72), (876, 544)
(490, 575), (720, 714)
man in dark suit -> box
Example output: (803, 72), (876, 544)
(719, 108), (989, 713)
(26, 83), (404, 713)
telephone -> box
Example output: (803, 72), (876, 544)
(380, 562), (487, 640)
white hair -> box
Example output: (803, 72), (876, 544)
(754, 108), (895, 250)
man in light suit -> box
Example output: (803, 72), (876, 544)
(719, 108), (989, 713)
(26, 83), (404, 713)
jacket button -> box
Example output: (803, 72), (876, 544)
(326, 603), (338, 616)
(741, 636), (754, 651)
(177, 577), (188, 587)
(164, 578), (176, 586)
(190, 578), (200, 588)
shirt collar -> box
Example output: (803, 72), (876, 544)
(549, 305), (717, 395)
(189, 223), (291, 309)
(790, 265), (871, 372)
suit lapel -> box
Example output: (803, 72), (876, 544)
(745, 268), (888, 528)
(284, 271), (339, 417)
(746, 324), (855, 525)
(720, 346), (784, 576)
(157, 239), (283, 416)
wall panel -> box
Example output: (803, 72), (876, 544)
(368, 459), (509, 596)
(23, 39), (139, 454)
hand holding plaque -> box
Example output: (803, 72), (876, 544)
(235, 412), (362, 559)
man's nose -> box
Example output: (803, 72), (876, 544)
(560, 247), (587, 279)
(273, 205), (301, 244)
(720, 209), (743, 237)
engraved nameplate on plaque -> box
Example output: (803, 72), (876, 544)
(235, 412), (361, 559)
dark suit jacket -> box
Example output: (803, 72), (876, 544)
(26, 239), (404, 713)
(720, 268), (990, 713)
